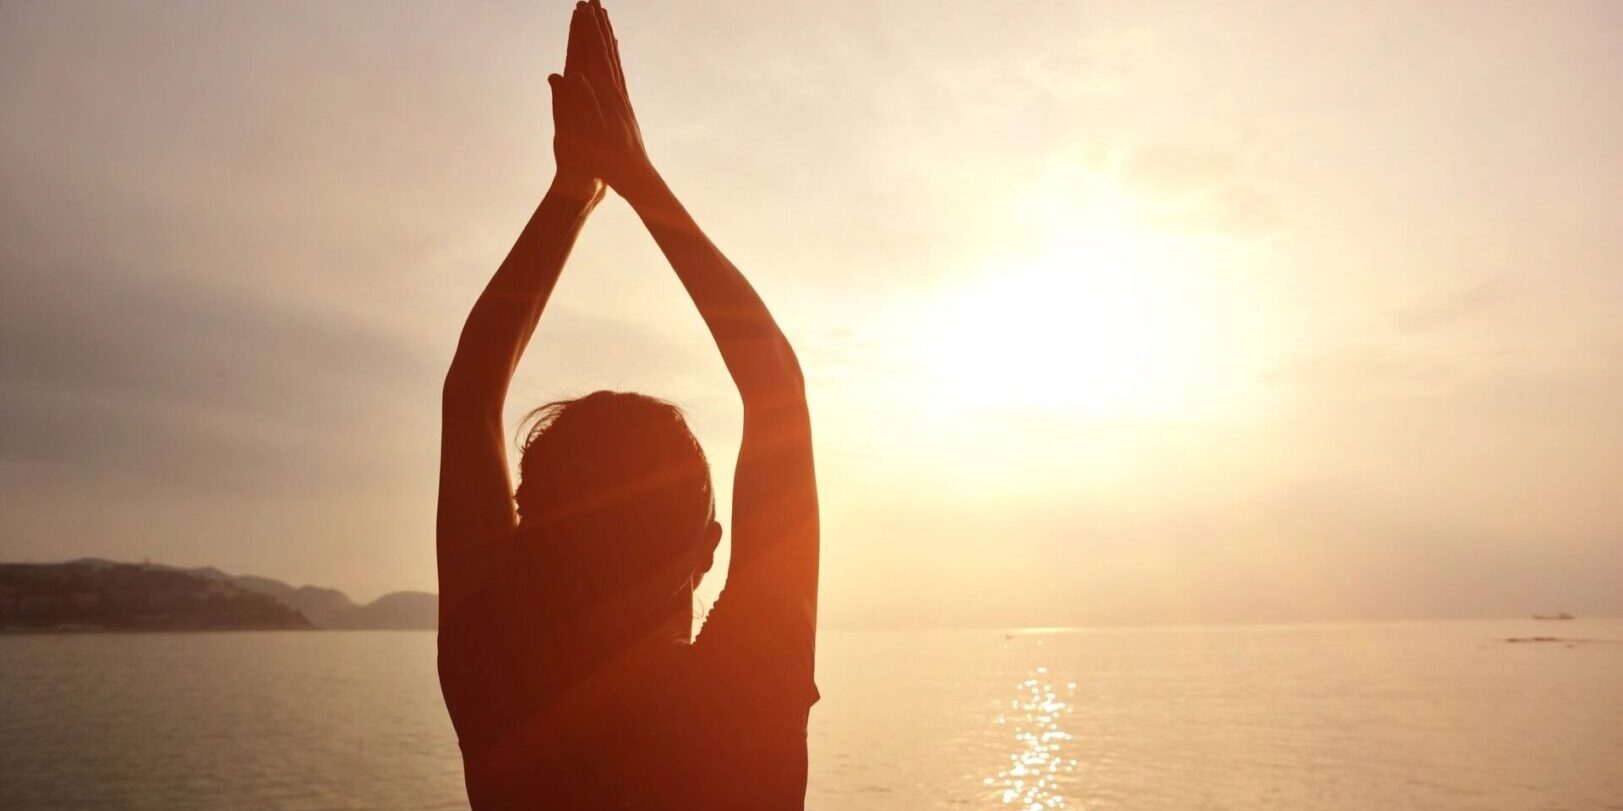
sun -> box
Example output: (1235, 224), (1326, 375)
(912, 180), (1255, 421)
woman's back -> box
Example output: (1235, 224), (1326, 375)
(439, 534), (817, 810)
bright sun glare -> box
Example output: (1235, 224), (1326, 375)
(917, 173), (1259, 421)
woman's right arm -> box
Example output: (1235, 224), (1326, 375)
(576, 1), (820, 657)
(623, 171), (820, 608)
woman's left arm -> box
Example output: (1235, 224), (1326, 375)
(437, 6), (607, 613)
(437, 179), (599, 609)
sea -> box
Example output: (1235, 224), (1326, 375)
(2, 620), (1620, 810)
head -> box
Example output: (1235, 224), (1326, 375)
(514, 391), (721, 644)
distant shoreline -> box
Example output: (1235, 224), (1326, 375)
(0, 560), (438, 632)
(0, 625), (437, 635)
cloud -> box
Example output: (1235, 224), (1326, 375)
(1119, 143), (1281, 236)
(0, 266), (433, 495)
(1262, 344), (1455, 400)
(1122, 144), (1240, 195)
(1389, 282), (1502, 333)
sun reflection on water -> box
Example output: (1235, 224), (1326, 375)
(985, 666), (1078, 809)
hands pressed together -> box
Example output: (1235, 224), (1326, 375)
(550, 1), (654, 203)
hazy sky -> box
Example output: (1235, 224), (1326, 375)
(3, 0), (1620, 625)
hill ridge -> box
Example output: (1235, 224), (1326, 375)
(56, 558), (437, 630)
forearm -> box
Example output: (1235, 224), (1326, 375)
(444, 181), (600, 410)
(622, 171), (804, 407)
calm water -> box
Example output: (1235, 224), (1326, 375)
(3, 621), (1620, 810)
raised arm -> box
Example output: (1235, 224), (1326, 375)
(627, 172), (820, 612)
(437, 7), (606, 612)
(623, 174), (819, 591)
(574, 3), (819, 645)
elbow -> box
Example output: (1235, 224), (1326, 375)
(441, 360), (502, 421)
(775, 338), (807, 392)
(739, 337), (807, 412)
(440, 350), (472, 407)
(441, 319), (518, 418)
(440, 368), (467, 411)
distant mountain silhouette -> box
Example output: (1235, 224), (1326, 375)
(326, 591), (438, 630)
(0, 561), (311, 631)
(43, 559), (437, 630)
(227, 575), (358, 628)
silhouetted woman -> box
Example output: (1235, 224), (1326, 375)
(436, 2), (818, 809)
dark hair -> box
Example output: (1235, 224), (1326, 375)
(514, 391), (715, 578)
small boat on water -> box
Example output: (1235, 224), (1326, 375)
(1532, 612), (1575, 621)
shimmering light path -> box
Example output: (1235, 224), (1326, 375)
(987, 666), (1080, 809)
